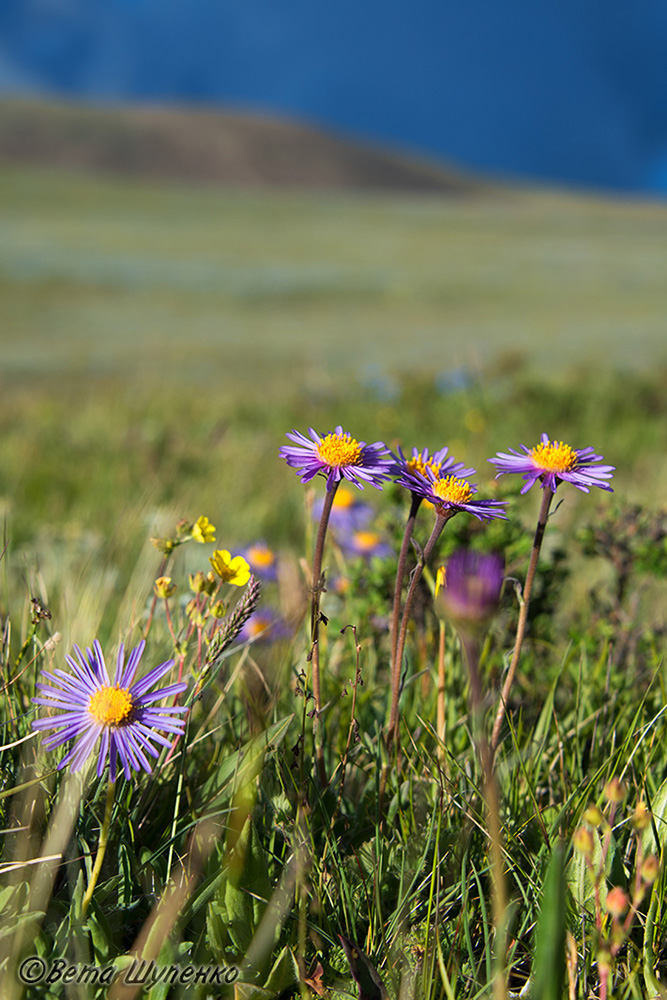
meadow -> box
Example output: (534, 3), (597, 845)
(1, 161), (667, 999)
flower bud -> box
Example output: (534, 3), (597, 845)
(583, 804), (604, 827)
(573, 826), (594, 858)
(632, 802), (651, 831)
(154, 576), (177, 599)
(185, 600), (205, 627)
(603, 778), (626, 804)
(435, 550), (504, 630)
(189, 570), (217, 595)
(605, 886), (629, 918)
(640, 855), (660, 885)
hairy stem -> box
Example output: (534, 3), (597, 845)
(386, 493), (422, 745)
(389, 510), (453, 747)
(309, 482), (339, 786)
(380, 509), (454, 809)
(491, 486), (553, 757)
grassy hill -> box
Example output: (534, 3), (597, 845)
(0, 97), (478, 193)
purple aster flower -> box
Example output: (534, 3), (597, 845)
(238, 610), (291, 644)
(436, 550), (505, 626)
(241, 541), (278, 580)
(32, 640), (187, 781)
(390, 444), (475, 484)
(280, 425), (393, 491)
(312, 485), (374, 533)
(395, 466), (508, 521)
(340, 528), (393, 560)
(488, 434), (615, 494)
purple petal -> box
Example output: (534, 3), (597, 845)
(129, 658), (176, 699)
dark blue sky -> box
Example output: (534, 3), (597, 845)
(2, 0), (667, 193)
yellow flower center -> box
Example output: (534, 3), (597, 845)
(88, 685), (135, 726)
(249, 618), (271, 637)
(530, 439), (577, 473)
(247, 545), (275, 568)
(316, 432), (362, 468)
(354, 531), (381, 551)
(407, 456), (442, 478)
(333, 486), (356, 508)
(432, 475), (474, 506)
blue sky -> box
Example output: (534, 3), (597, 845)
(2, 0), (667, 193)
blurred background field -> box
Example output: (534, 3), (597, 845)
(2, 147), (667, 386)
(1, 120), (667, 640)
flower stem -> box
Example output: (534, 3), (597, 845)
(380, 510), (455, 811)
(144, 554), (169, 640)
(81, 778), (116, 918)
(437, 620), (446, 764)
(309, 482), (339, 786)
(387, 494), (422, 741)
(490, 486), (553, 757)
(388, 510), (453, 749)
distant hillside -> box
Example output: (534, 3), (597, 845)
(0, 98), (479, 194)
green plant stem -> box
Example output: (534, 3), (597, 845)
(309, 482), (339, 786)
(14, 623), (37, 670)
(81, 778), (116, 918)
(437, 620), (447, 764)
(143, 553), (170, 640)
(490, 486), (554, 757)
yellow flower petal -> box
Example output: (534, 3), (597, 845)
(209, 550), (251, 587)
(191, 515), (216, 544)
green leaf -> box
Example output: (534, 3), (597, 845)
(642, 777), (667, 856)
(263, 946), (300, 996)
(195, 716), (294, 811)
(567, 825), (619, 918)
(223, 816), (272, 955)
(532, 844), (566, 1000)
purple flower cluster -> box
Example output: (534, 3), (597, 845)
(280, 425), (615, 523)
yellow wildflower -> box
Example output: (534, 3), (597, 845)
(209, 549), (251, 587)
(191, 515), (216, 544)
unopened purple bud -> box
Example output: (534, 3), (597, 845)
(435, 550), (505, 627)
